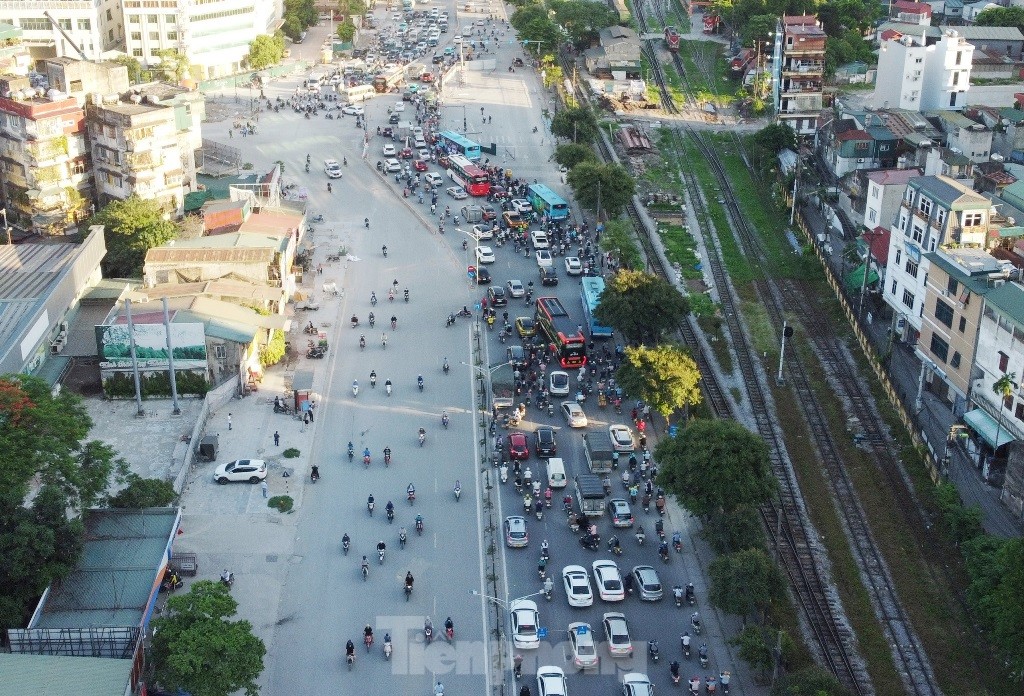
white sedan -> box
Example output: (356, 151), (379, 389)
(512, 198), (533, 214)
(213, 459), (267, 484)
(424, 172), (444, 187)
(382, 143), (397, 156)
(561, 401), (588, 428)
(567, 623), (599, 670)
(393, 101), (405, 112)
(602, 612), (633, 657)
(608, 424), (635, 453)
(475, 246), (495, 264)
(592, 560), (625, 602)
(341, 105), (364, 115)
(447, 186), (468, 200)
(506, 279), (525, 298)
(471, 224), (494, 240)
(536, 666), (567, 696)
(564, 256), (583, 275)
(535, 249), (553, 268)
(549, 371), (570, 397)
(562, 565), (594, 607)
(510, 599), (540, 649)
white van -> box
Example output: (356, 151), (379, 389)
(546, 458), (567, 489)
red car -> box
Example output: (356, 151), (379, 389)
(508, 432), (530, 461)
(413, 159), (428, 172)
(481, 204), (498, 221)
(421, 72), (434, 83)
(399, 147), (414, 159)
(438, 155), (451, 169)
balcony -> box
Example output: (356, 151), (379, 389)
(128, 150), (162, 169)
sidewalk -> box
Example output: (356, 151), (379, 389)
(800, 201), (1022, 538)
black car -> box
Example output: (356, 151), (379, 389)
(432, 54), (444, 64)
(475, 267), (491, 284)
(389, 113), (400, 124)
(539, 267), (558, 286)
(534, 426), (557, 457)
(488, 285), (508, 307)
(507, 345), (527, 369)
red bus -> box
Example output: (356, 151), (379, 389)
(446, 154), (491, 197)
(535, 297), (587, 369)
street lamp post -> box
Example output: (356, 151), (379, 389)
(457, 227), (479, 289)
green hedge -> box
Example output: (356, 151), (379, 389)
(103, 370), (209, 398)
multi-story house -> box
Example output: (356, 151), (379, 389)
(873, 30), (974, 112)
(87, 82), (204, 214)
(863, 168), (922, 232)
(0, 0), (123, 61)
(918, 247), (1004, 413)
(0, 23), (32, 76)
(929, 110), (991, 163)
(893, 0), (932, 25)
(122, 0), (281, 80)
(883, 174), (992, 342)
(772, 16), (825, 136)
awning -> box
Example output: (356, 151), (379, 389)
(963, 408), (1018, 449)
(846, 263), (879, 291)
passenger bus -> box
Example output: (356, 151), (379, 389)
(527, 183), (570, 222)
(437, 130), (482, 160)
(446, 155), (491, 196)
(339, 84), (376, 104)
(535, 297), (587, 369)
(580, 276), (613, 338)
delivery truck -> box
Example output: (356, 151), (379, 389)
(583, 430), (615, 475)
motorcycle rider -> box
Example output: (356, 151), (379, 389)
(405, 571), (414, 590)
(384, 446), (392, 465)
(342, 532), (350, 552)
(444, 616), (454, 640)
(376, 539), (386, 559)
(370, 370), (377, 387)
(385, 500), (395, 519)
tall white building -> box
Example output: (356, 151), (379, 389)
(0, 0), (123, 61)
(122, 0), (281, 80)
(873, 29), (973, 112)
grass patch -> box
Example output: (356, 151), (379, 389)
(676, 40), (738, 106)
(268, 495), (293, 512)
(658, 223), (703, 278)
(282, 447), (301, 458)
(696, 313), (734, 374)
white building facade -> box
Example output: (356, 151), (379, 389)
(0, 0), (123, 61)
(122, 0), (281, 80)
(872, 30), (974, 112)
(883, 175), (990, 342)
(863, 167), (921, 231)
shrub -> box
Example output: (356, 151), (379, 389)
(268, 495), (293, 512)
(282, 448), (300, 458)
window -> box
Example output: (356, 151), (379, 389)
(937, 209), (947, 226)
(20, 18), (51, 31)
(958, 316), (967, 333)
(166, 14), (176, 23)
(906, 259), (919, 278)
(108, 29), (114, 41)
(895, 249), (902, 266)
(912, 224), (924, 243)
(868, 209), (877, 222)
(955, 51), (962, 65)
(947, 277), (959, 295)
(150, 31), (159, 40)
(918, 198), (932, 216)
(59, 18), (71, 30)
(930, 334), (950, 362)
(950, 93), (957, 108)
(214, 344), (227, 359)
(999, 351), (1010, 372)
(133, 48), (143, 56)
(891, 279), (898, 295)
(129, 14), (141, 23)
(77, 19), (91, 30)
(131, 31), (141, 40)
(952, 72), (959, 86)
(106, 9), (113, 20)
(952, 352), (961, 368)
(935, 299), (954, 327)
(148, 15), (158, 22)
(167, 31), (177, 40)
(963, 212), (983, 227)
(902, 289), (915, 309)
(872, 186), (880, 199)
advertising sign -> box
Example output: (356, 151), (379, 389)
(96, 323), (207, 371)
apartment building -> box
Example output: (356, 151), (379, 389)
(873, 30), (974, 112)
(863, 167), (921, 232)
(883, 175), (992, 342)
(122, 0), (281, 80)
(772, 16), (825, 136)
(87, 82), (203, 214)
(0, 0), (123, 62)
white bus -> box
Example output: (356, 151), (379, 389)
(340, 84), (376, 103)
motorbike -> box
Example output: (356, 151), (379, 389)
(442, 413), (449, 429)
(418, 429), (426, 446)
(378, 548), (386, 564)
(415, 517), (424, 535)
(387, 508), (395, 524)
(424, 624), (433, 644)
(691, 616), (702, 636)
(350, 316), (359, 329)
(306, 347), (326, 359)
(681, 634), (692, 659)
(674, 586), (684, 608)
(405, 582), (413, 601)
(579, 534), (600, 551)
(348, 444), (354, 461)
(648, 639), (660, 663)
(699, 645), (709, 669)
(443, 359), (450, 374)
(364, 633), (374, 652)
(364, 454), (371, 468)
(499, 464), (508, 483)
(311, 468), (320, 484)
(408, 489), (416, 505)
(220, 570), (234, 588)
(454, 484), (461, 501)
(384, 640), (393, 660)
(353, 381), (360, 396)
(342, 537), (350, 555)
(686, 583), (696, 606)
(445, 625), (454, 643)
(367, 499), (375, 516)
(311, 214), (324, 223)
(670, 662), (681, 686)
(607, 537), (623, 556)
(399, 530), (408, 548)
(417, 377), (424, 391)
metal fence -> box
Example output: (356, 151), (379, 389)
(171, 377), (238, 494)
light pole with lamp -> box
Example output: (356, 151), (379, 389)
(941, 424), (969, 478)
(457, 227), (479, 289)
(470, 588), (547, 682)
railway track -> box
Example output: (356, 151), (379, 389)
(684, 130), (942, 696)
(629, 0), (678, 114)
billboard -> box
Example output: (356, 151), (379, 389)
(96, 322), (208, 371)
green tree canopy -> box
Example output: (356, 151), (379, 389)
(976, 6), (1024, 33)
(817, 0), (881, 36)
(594, 269), (689, 344)
(655, 419), (776, 517)
(771, 666), (852, 696)
(709, 547), (782, 620)
(550, 105), (599, 144)
(155, 48), (192, 82)
(549, 0), (617, 47)
(741, 14), (778, 48)
(337, 21), (356, 42)
(566, 162), (635, 217)
(510, 4), (549, 32)
(598, 219), (643, 270)
(152, 581), (266, 696)
(107, 474), (177, 508)
(112, 55), (145, 84)
(90, 195), (176, 278)
(248, 34), (284, 69)
(615, 344), (702, 419)
(554, 143), (597, 170)
(520, 18), (564, 56)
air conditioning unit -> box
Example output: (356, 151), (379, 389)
(857, 158), (866, 163)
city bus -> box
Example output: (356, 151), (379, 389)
(437, 130), (482, 160)
(580, 276), (613, 338)
(527, 183), (570, 221)
(535, 297), (587, 369)
(339, 84), (376, 104)
(446, 154), (491, 196)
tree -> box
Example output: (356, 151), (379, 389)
(152, 581), (266, 696)
(771, 666), (852, 696)
(510, 5), (550, 32)
(107, 474), (177, 508)
(752, 123), (797, 157)
(594, 269), (690, 344)
(154, 48), (191, 83)
(90, 195), (176, 278)
(112, 55), (144, 84)
(599, 219), (643, 270)
(991, 372), (1016, 463)
(550, 105), (599, 144)
(282, 14), (304, 41)
(615, 344), (702, 420)
(566, 161), (635, 217)
(703, 504), (764, 554)
(337, 21), (356, 42)
(519, 18), (564, 56)
(976, 6), (1024, 33)
(655, 419), (776, 518)
(248, 34), (284, 69)
(554, 143), (596, 170)
(549, 0), (617, 47)
(741, 14), (778, 48)
(709, 548), (781, 621)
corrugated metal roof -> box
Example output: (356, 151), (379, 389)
(912, 174), (987, 207)
(145, 246), (274, 264)
(0, 653), (132, 696)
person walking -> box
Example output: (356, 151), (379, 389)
(261, 481), (269, 498)
(274, 431), (280, 446)
(227, 413), (232, 430)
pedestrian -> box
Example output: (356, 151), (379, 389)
(317, 264), (322, 274)
(228, 413), (232, 430)
(228, 129), (233, 139)
(308, 403), (315, 423)
(274, 430), (280, 446)
(303, 411), (311, 426)
(261, 481), (269, 498)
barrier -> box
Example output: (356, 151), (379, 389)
(170, 377), (239, 493)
